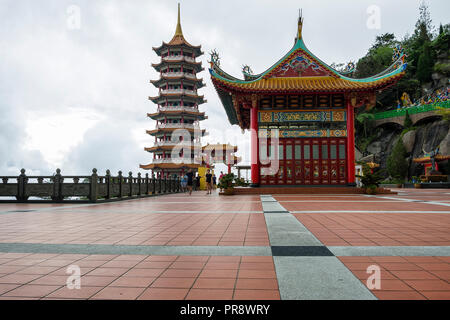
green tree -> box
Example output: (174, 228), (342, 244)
(403, 110), (413, 128)
(414, 1), (434, 41)
(356, 112), (375, 138)
(371, 33), (397, 51)
(387, 139), (409, 180)
(417, 42), (434, 83)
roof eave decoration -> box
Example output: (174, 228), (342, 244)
(208, 15), (407, 93)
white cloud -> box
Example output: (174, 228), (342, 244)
(1, 0), (448, 176)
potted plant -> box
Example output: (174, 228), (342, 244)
(411, 176), (421, 188)
(356, 162), (385, 194)
(218, 173), (235, 195)
(393, 177), (403, 188)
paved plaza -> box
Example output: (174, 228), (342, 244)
(0, 189), (449, 300)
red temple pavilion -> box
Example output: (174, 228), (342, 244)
(140, 4), (207, 178)
(209, 15), (407, 186)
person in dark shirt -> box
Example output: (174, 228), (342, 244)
(195, 174), (201, 191)
(186, 169), (194, 195)
(205, 169), (213, 195)
(212, 175), (217, 190)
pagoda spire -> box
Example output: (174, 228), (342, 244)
(169, 3), (190, 45)
(174, 3), (183, 37)
(297, 9), (303, 40)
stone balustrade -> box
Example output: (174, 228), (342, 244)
(0, 168), (183, 203)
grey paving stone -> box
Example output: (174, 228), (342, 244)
(274, 256), (376, 300)
(330, 246), (450, 256)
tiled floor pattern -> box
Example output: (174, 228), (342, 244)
(339, 256), (450, 300)
(0, 189), (449, 300)
(0, 253), (279, 300)
(0, 212), (269, 246)
(294, 212), (450, 246)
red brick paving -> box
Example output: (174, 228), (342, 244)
(339, 256), (450, 300)
(0, 253), (279, 300)
(294, 212), (450, 246)
(0, 189), (449, 300)
(0, 209), (268, 246)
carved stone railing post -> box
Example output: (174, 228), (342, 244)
(52, 168), (63, 201)
(163, 177), (167, 194)
(90, 168), (98, 203)
(145, 173), (149, 195)
(158, 176), (162, 194)
(128, 172), (133, 197)
(105, 169), (111, 199)
(151, 175), (156, 194)
(137, 173), (142, 196)
(118, 171), (123, 199)
(17, 168), (28, 201)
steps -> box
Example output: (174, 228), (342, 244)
(233, 186), (396, 195)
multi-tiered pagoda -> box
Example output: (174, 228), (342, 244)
(140, 4), (207, 178)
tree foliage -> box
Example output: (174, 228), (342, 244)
(386, 139), (409, 180)
(403, 110), (413, 128)
(353, 2), (444, 110)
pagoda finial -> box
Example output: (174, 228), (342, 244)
(297, 9), (304, 40)
(174, 3), (183, 37)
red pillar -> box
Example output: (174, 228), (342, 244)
(346, 99), (356, 186)
(250, 106), (260, 187)
(228, 163), (231, 174)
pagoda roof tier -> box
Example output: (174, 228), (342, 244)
(150, 75), (205, 88)
(147, 110), (207, 120)
(201, 155), (242, 166)
(202, 143), (238, 153)
(140, 162), (201, 170)
(209, 15), (407, 128)
(153, 44), (203, 58)
(149, 92), (206, 104)
(146, 127), (207, 136)
(152, 60), (204, 72)
(145, 144), (202, 153)
(152, 4), (203, 57)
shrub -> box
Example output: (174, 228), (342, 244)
(386, 139), (408, 180)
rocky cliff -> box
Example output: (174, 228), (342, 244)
(358, 118), (450, 179)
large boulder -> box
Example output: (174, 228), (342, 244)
(439, 130), (450, 155)
(367, 141), (382, 154)
(402, 130), (416, 153)
(355, 148), (363, 161)
(409, 120), (449, 177)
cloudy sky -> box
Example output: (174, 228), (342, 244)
(0, 0), (449, 176)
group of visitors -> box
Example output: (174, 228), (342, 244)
(396, 86), (449, 111)
(180, 169), (219, 195)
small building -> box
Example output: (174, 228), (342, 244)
(209, 14), (406, 187)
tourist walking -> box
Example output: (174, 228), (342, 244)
(186, 169), (194, 195)
(205, 169), (213, 195)
(195, 174), (201, 191)
(212, 174), (217, 190)
(181, 173), (188, 192)
(218, 171), (224, 192)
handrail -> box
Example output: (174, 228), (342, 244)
(374, 101), (450, 120)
